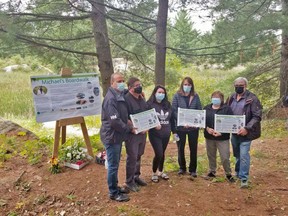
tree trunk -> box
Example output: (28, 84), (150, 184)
(280, 0), (288, 105)
(90, 0), (114, 96)
(154, 0), (168, 86)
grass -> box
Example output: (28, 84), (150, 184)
(117, 205), (149, 216)
(0, 72), (35, 118)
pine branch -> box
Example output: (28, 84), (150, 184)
(109, 38), (154, 71)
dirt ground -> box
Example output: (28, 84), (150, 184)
(0, 135), (288, 216)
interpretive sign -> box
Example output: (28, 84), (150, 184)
(177, 108), (206, 128)
(31, 73), (101, 122)
(130, 108), (160, 134)
(214, 114), (246, 133)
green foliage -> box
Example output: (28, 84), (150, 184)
(34, 194), (49, 205)
(179, 65), (238, 106)
(206, 0), (281, 68)
(196, 153), (209, 175)
(211, 176), (226, 183)
(261, 119), (288, 139)
(84, 115), (102, 129)
(19, 140), (46, 165)
(1, 0), (96, 72)
(117, 205), (148, 216)
(168, 9), (200, 64)
(165, 68), (182, 99)
(164, 156), (179, 172)
(66, 194), (77, 201)
(108, 0), (157, 66)
(90, 134), (104, 152)
(7, 212), (18, 216)
(0, 71), (34, 118)
(238, 61), (280, 110)
(0, 135), (14, 165)
(251, 149), (268, 159)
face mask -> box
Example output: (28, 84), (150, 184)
(211, 98), (221, 105)
(235, 86), (244, 94)
(183, 85), (191, 93)
(155, 93), (165, 101)
(134, 86), (142, 94)
(117, 82), (125, 92)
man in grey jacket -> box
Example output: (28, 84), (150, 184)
(227, 77), (262, 189)
(100, 72), (135, 202)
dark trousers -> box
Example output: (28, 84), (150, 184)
(125, 133), (146, 184)
(148, 133), (170, 173)
(176, 130), (199, 173)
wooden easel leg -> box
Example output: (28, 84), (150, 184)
(53, 121), (61, 158)
(61, 125), (66, 144)
(80, 121), (94, 157)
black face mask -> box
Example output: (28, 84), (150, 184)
(235, 86), (244, 94)
(134, 86), (142, 94)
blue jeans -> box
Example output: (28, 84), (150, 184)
(231, 135), (252, 181)
(105, 142), (122, 196)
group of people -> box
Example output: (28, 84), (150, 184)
(100, 72), (262, 202)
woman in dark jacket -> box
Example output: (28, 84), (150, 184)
(172, 77), (202, 177)
(147, 85), (174, 183)
(203, 91), (234, 182)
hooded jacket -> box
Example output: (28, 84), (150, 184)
(100, 87), (132, 144)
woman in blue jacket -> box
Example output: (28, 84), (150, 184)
(172, 77), (202, 177)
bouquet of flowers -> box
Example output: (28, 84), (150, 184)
(49, 157), (61, 174)
(61, 142), (89, 166)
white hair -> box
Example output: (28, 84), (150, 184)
(234, 77), (248, 86)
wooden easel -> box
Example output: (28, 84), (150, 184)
(52, 68), (94, 158)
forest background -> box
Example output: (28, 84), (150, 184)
(0, 1), (288, 215)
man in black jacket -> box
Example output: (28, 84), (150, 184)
(124, 77), (148, 192)
(100, 72), (135, 202)
(228, 77), (262, 189)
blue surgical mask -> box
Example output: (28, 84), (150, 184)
(183, 85), (191, 93)
(117, 82), (125, 92)
(155, 93), (165, 102)
(211, 98), (221, 105)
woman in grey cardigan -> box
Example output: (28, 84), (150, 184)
(172, 77), (202, 177)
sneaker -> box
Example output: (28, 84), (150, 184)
(125, 183), (140, 192)
(118, 186), (130, 194)
(109, 193), (130, 202)
(134, 177), (147, 186)
(240, 180), (249, 189)
(226, 174), (235, 183)
(178, 169), (186, 175)
(190, 172), (197, 178)
(207, 172), (216, 178)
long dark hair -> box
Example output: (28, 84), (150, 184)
(147, 85), (171, 110)
(177, 76), (195, 96)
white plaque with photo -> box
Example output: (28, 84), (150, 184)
(177, 107), (206, 128)
(130, 108), (160, 134)
(214, 114), (246, 133)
